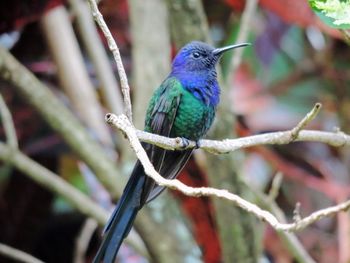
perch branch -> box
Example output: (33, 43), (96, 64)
(105, 113), (350, 232)
(106, 103), (350, 154)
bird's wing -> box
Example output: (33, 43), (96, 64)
(143, 77), (193, 203)
(146, 149), (193, 203)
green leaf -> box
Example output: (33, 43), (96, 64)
(309, 0), (350, 29)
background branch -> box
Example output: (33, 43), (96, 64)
(0, 141), (109, 225)
(0, 243), (45, 263)
(0, 141), (148, 256)
(250, 184), (316, 263)
(74, 218), (99, 263)
(68, 0), (124, 117)
(0, 45), (182, 263)
(40, 5), (113, 147)
(0, 45), (121, 196)
(0, 93), (17, 148)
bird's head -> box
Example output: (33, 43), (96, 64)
(171, 41), (250, 74)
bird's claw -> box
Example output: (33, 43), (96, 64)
(180, 137), (190, 149)
(178, 137), (201, 150)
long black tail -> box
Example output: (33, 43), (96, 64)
(93, 164), (146, 263)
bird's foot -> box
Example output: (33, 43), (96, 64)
(179, 137), (190, 149)
(178, 137), (201, 150)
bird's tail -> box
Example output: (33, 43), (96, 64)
(93, 164), (146, 263)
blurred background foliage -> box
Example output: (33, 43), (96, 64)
(0, 0), (350, 262)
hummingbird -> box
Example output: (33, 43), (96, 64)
(93, 41), (250, 263)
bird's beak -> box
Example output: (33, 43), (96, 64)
(212, 43), (251, 56)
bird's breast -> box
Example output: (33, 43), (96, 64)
(171, 90), (215, 140)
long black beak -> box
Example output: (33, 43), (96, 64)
(212, 43), (251, 56)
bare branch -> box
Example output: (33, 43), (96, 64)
(106, 119), (350, 155)
(0, 243), (45, 263)
(87, 0), (132, 121)
(105, 113), (350, 232)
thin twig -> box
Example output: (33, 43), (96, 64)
(293, 202), (302, 223)
(87, 0), (132, 121)
(0, 243), (45, 263)
(268, 172), (283, 201)
(290, 103), (322, 140)
(105, 113), (350, 232)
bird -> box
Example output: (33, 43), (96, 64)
(93, 41), (250, 263)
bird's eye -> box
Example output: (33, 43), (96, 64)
(192, 52), (201, 58)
